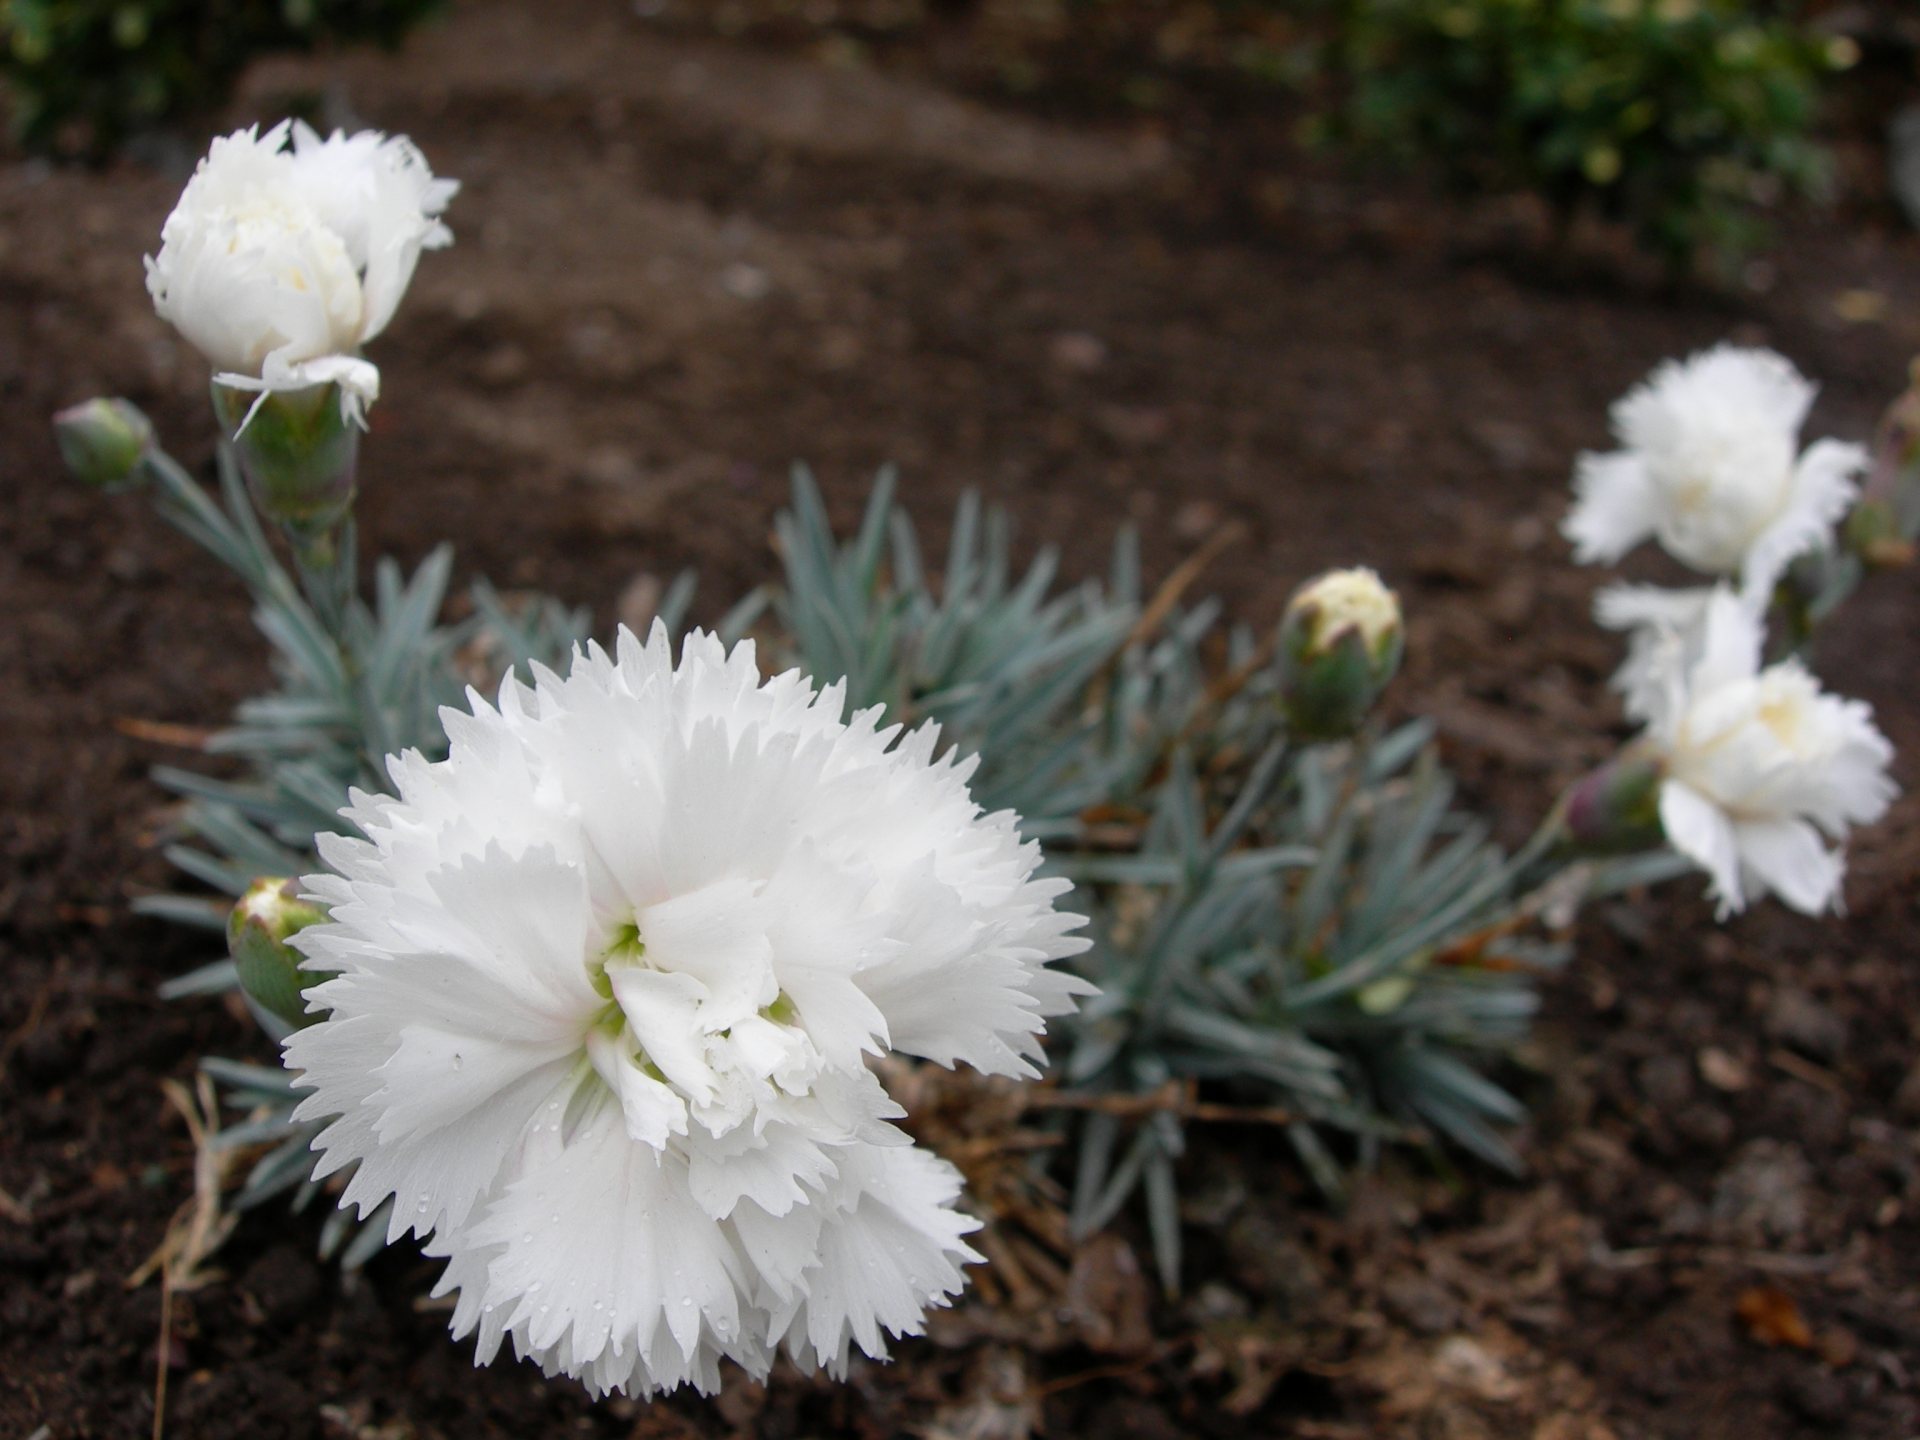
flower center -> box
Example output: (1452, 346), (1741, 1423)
(1757, 694), (1808, 755)
(1651, 427), (1798, 571)
(580, 882), (822, 1148)
(215, 198), (367, 367)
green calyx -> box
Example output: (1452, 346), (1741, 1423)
(1276, 568), (1405, 742)
(1277, 612), (1404, 745)
(1563, 751), (1667, 854)
(211, 380), (360, 535)
(227, 877), (326, 1028)
(54, 397), (154, 492)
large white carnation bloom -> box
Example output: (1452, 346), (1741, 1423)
(145, 120), (456, 425)
(283, 625), (1091, 1397)
(1564, 346), (1865, 602)
(1643, 589), (1895, 917)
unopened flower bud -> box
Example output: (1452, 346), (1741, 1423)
(1563, 752), (1665, 853)
(53, 398), (153, 491)
(228, 878), (325, 1028)
(1276, 567), (1404, 741)
(212, 380), (359, 534)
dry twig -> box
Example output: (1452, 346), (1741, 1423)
(1020, 1077), (1298, 1129)
(115, 717), (218, 748)
(1128, 522), (1246, 646)
(130, 1075), (244, 1440)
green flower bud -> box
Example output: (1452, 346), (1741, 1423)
(1276, 567), (1404, 741)
(228, 878), (326, 1028)
(1563, 751), (1666, 853)
(211, 381), (359, 535)
(53, 397), (154, 491)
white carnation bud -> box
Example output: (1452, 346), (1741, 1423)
(1641, 588), (1895, 917)
(1276, 567), (1404, 740)
(282, 624), (1094, 1397)
(228, 877), (326, 1029)
(1564, 346), (1865, 603)
(144, 120), (457, 430)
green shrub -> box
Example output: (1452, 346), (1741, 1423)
(0, 0), (443, 158)
(1319, 0), (1851, 271)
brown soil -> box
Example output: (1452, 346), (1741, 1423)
(4, 3), (1919, 1436)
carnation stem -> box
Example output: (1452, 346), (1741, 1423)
(134, 443), (391, 782)
(287, 517), (358, 642)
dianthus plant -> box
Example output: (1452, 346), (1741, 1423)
(55, 123), (1911, 1396)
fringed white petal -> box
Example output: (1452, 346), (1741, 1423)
(769, 1143), (984, 1376)
(1660, 780), (1745, 917)
(1565, 451), (1660, 564)
(1593, 583), (1719, 725)
(1732, 818), (1843, 916)
(1739, 439), (1865, 603)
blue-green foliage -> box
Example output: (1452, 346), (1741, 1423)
(138, 446), (585, 941)
(135, 456), (1649, 1285)
(765, 471), (1637, 1288)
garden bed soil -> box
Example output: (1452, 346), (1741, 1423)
(3, 3), (1920, 1435)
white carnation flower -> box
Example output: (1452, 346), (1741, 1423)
(1593, 582), (1718, 723)
(1564, 346), (1865, 602)
(145, 120), (457, 426)
(1642, 588), (1895, 917)
(282, 624), (1092, 1397)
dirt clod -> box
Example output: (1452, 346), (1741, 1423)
(1711, 1141), (1816, 1247)
(1765, 986), (1849, 1063)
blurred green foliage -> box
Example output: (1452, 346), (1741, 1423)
(1316, 0), (1849, 271)
(0, 0), (443, 158)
